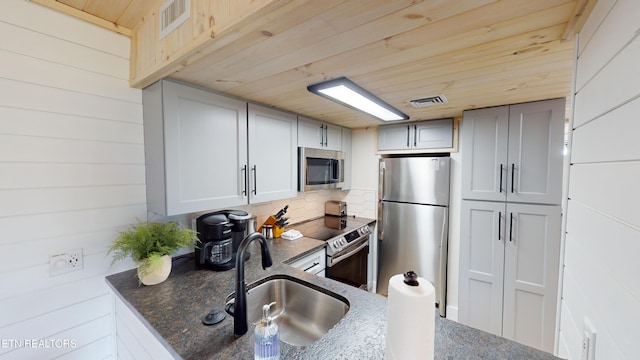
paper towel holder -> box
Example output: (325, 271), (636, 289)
(403, 271), (420, 286)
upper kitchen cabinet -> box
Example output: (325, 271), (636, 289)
(247, 104), (298, 203)
(298, 116), (342, 151)
(377, 118), (455, 152)
(143, 80), (298, 216)
(461, 99), (565, 205)
(143, 80), (248, 216)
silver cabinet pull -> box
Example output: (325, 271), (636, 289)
(251, 165), (257, 195)
(241, 165), (247, 195)
(320, 124), (324, 147)
(509, 212), (514, 242)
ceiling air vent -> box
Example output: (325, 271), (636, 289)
(159, 0), (190, 40)
(407, 94), (448, 108)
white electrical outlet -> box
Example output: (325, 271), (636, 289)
(582, 318), (597, 360)
(49, 248), (83, 276)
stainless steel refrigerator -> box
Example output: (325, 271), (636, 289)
(377, 156), (450, 317)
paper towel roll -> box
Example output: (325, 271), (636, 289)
(384, 272), (435, 360)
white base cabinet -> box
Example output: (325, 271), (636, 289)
(458, 200), (561, 353)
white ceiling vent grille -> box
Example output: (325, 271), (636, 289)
(159, 0), (190, 40)
(407, 94), (448, 108)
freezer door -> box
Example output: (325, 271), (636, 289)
(377, 201), (448, 317)
(379, 157), (450, 206)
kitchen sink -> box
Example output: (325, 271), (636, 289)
(226, 274), (350, 346)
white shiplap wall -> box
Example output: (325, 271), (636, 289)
(559, 0), (640, 359)
(0, 1), (144, 359)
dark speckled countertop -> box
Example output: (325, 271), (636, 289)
(106, 216), (561, 360)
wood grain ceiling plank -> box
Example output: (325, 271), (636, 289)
(115, 0), (157, 30)
(29, 0), (131, 36)
(229, 0), (575, 105)
(57, 0), (88, 10)
(184, 0), (496, 92)
(82, 0), (133, 23)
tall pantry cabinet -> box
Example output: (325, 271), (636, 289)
(458, 98), (565, 353)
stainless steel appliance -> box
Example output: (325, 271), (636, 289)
(298, 147), (344, 191)
(290, 217), (371, 290)
(324, 200), (347, 217)
(194, 210), (254, 271)
(377, 156), (450, 317)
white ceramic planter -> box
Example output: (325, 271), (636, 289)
(138, 255), (172, 286)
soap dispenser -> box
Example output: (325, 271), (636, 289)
(254, 302), (279, 360)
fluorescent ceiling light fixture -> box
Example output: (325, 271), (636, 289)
(307, 77), (409, 121)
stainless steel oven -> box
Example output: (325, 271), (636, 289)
(289, 217), (372, 290)
(325, 227), (370, 289)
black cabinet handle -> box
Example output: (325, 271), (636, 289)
(511, 163), (515, 193)
(252, 165), (257, 195)
(509, 213), (514, 242)
(499, 164), (504, 193)
(498, 211), (502, 241)
(406, 126), (410, 148)
(320, 124), (324, 146)
(414, 125), (417, 147)
(241, 165), (247, 195)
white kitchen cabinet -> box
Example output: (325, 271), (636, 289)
(248, 104), (298, 203)
(458, 200), (561, 353)
(298, 116), (342, 151)
(143, 79), (248, 216)
(143, 80), (298, 216)
(461, 99), (565, 205)
(377, 118), (453, 151)
(341, 127), (352, 190)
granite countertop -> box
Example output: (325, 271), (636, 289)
(106, 216), (561, 360)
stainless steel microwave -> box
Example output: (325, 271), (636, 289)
(298, 147), (345, 191)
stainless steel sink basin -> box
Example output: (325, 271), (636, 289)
(226, 274), (349, 346)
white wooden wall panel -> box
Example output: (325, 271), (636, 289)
(561, 0), (640, 358)
(0, 0), (129, 57)
(0, 22), (128, 79)
(571, 96), (640, 163)
(576, 0), (616, 56)
(575, 0), (640, 91)
(568, 163), (640, 228)
(573, 34), (640, 128)
(0, 1), (144, 359)
(0, 79), (142, 124)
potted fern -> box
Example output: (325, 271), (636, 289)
(109, 221), (198, 285)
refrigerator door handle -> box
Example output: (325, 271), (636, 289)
(378, 202), (384, 240)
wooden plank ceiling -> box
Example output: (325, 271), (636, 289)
(35, 0), (597, 129)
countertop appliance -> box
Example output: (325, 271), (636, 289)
(194, 210), (254, 271)
(377, 156), (450, 317)
(298, 147), (344, 191)
(325, 200), (347, 217)
(290, 216), (372, 290)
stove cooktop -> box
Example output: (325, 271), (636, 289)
(288, 216), (349, 241)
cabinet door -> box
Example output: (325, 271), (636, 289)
(324, 123), (342, 151)
(502, 203), (560, 353)
(341, 127), (352, 190)
(297, 116), (324, 149)
(248, 104), (297, 203)
(458, 200), (506, 336)
(413, 118), (454, 149)
(377, 123), (412, 150)
(159, 80), (248, 215)
(461, 106), (509, 201)
(506, 99), (565, 205)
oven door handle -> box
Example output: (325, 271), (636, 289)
(328, 239), (369, 267)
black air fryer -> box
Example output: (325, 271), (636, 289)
(195, 210), (253, 271)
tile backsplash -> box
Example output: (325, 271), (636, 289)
(151, 188), (378, 231)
